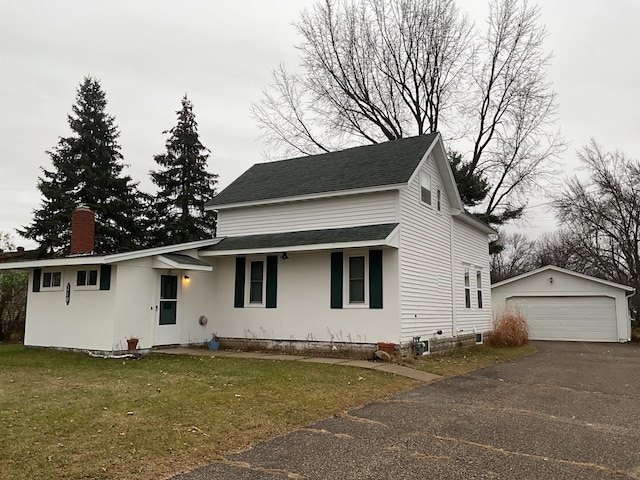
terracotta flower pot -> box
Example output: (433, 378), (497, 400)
(127, 338), (139, 351)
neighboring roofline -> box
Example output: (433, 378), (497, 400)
(491, 265), (635, 292)
(205, 183), (406, 211)
(199, 225), (400, 257)
(451, 209), (497, 235)
(0, 238), (222, 270)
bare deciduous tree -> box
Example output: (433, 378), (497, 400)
(553, 140), (640, 309)
(253, 0), (564, 225)
(490, 231), (535, 282)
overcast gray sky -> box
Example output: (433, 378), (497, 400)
(1, 0), (639, 249)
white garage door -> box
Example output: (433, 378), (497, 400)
(506, 296), (618, 342)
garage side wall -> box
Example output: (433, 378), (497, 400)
(491, 270), (631, 342)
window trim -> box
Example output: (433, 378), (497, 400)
(245, 257), (267, 307)
(436, 188), (442, 211)
(476, 269), (483, 309)
(41, 270), (63, 291)
(344, 251), (369, 308)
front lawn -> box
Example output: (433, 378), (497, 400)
(0, 345), (418, 480)
(0, 343), (534, 479)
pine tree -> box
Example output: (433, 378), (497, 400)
(20, 76), (145, 255)
(150, 95), (218, 246)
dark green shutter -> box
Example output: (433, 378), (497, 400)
(266, 255), (278, 308)
(369, 250), (383, 309)
(330, 252), (343, 309)
(32, 268), (41, 292)
(99, 265), (112, 290)
(234, 257), (246, 308)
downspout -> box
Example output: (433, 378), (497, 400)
(449, 215), (457, 336)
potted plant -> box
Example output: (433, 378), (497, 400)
(208, 333), (220, 351)
(126, 337), (139, 351)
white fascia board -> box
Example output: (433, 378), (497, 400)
(491, 265), (635, 292)
(0, 238), (222, 271)
(200, 238), (399, 258)
(0, 256), (106, 270)
(152, 256), (213, 271)
(205, 184), (406, 211)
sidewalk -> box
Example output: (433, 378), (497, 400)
(155, 347), (440, 383)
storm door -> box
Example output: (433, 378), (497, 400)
(156, 274), (179, 345)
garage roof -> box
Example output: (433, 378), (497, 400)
(492, 265), (635, 292)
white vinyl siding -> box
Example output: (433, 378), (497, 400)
(506, 296), (618, 342)
(399, 155), (454, 342)
(452, 218), (493, 335)
(216, 191), (399, 236)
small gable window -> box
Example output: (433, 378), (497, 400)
(437, 189), (442, 211)
(477, 270), (483, 309)
(77, 269), (98, 287)
(42, 271), (62, 290)
(420, 173), (432, 206)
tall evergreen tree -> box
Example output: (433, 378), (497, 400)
(150, 94), (218, 245)
(20, 76), (145, 255)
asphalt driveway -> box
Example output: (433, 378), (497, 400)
(173, 342), (640, 479)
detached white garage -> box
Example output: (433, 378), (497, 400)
(492, 266), (634, 343)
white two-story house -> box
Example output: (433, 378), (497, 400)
(1, 133), (494, 353)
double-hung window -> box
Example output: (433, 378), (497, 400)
(234, 256), (278, 308)
(420, 173), (432, 205)
(330, 250), (383, 309)
(464, 266), (471, 308)
(249, 260), (265, 304)
(348, 255), (366, 304)
(476, 270), (483, 309)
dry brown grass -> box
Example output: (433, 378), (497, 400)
(488, 309), (530, 348)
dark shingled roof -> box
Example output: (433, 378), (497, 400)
(206, 134), (438, 208)
(202, 224), (399, 252)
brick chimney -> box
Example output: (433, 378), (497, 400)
(70, 207), (95, 255)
